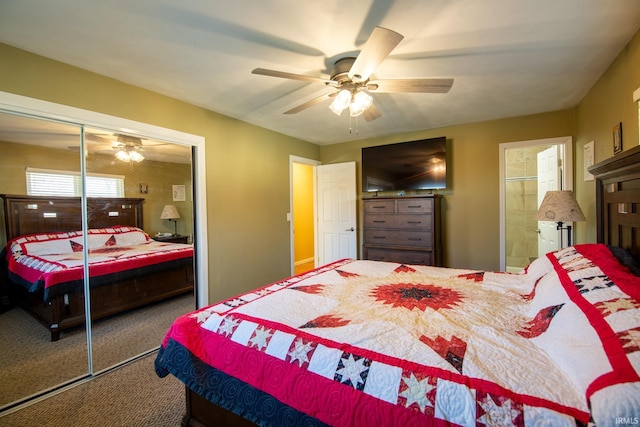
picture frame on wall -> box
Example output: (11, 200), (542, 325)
(172, 184), (186, 201)
(613, 122), (623, 154)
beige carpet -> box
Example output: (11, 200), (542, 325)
(0, 351), (185, 426)
(0, 293), (193, 408)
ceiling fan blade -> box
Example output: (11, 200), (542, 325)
(253, 68), (335, 85)
(348, 27), (404, 82)
(363, 103), (382, 122)
(284, 93), (334, 114)
(367, 78), (454, 93)
(85, 133), (114, 144)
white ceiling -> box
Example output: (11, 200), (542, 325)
(1, 0), (639, 145)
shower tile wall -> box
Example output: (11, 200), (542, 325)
(505, 145), (551, 270)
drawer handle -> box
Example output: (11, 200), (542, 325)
(407, 205), (422, 209)
(373, 220), (386, 223)
(372, 206), (387, 209)
(408, 238), (422, 241)
(373, 236), (386, 239)
(407, 221), (422, 224)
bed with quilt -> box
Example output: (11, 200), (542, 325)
(156, 245), (639, 426)
(1, 195), (194, 341)
(155, 146), (640, 426)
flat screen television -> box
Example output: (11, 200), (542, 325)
(362, 137), (447, 192)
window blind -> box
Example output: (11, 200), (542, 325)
(26, 168), (125, 198)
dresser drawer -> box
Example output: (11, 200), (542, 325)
(364, 214), (432, 230)
(365, 247), (434, 265)
(364, 229), (433, 248)
(363, 200), (395, 213)
(397, 199), (433, 214)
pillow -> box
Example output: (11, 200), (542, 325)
(82, 227), (150, 249)
(19, 236), (74, 256)
(112, 229), (150, 246)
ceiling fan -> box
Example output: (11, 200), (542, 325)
(252, 27), (454, 122)
(112, 134), (145, 163)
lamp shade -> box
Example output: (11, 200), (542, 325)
(160, 204), (180, 220)
(536, 191), (585, 222)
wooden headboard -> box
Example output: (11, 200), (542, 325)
(1, 195), (144, 241)
(588, 144), (640, 261)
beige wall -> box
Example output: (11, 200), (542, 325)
(574, 29), (640, 244)
(0, 43), (320, 302)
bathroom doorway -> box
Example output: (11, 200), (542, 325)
(499, 136), (573, 272)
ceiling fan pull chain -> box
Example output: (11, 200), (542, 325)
(349, 115), (359, 135)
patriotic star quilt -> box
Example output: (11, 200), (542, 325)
(155, 244), (640, 426)
(4, 226), (193, 301)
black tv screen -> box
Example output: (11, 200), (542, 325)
(362, 137), (447, 192)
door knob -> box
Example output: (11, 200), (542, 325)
(345, 227), (355, 231)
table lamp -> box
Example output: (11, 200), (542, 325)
(536, 190), (585, 248)
(160, 204), (180, 236)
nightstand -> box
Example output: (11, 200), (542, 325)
(154, 235), (189, 244)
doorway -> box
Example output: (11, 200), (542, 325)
(289, 158), (357, 275)
(290, 156), (320, 275)
(499, 136), (573, 272)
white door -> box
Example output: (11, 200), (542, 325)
(537, 146), (561, 257)
(316, 162), (357, 265)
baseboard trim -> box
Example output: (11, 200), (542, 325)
(294, 257), (314, 267)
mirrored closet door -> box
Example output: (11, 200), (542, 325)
(0, 109), (197, 410)
(0, 112), (90, 408)
(83, 127), (195, 372)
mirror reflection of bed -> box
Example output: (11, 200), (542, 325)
(3, 196), (194, 342)
(0, 111), (197, 409)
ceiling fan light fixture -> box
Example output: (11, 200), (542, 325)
(329, 89), (351, 116)
(115, 149), (131, 162)
(349, 91), (373, 117)
(115, 145), (145, 163)
(128, 150), (144, 163)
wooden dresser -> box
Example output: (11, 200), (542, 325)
(363, 195), (442, 266)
